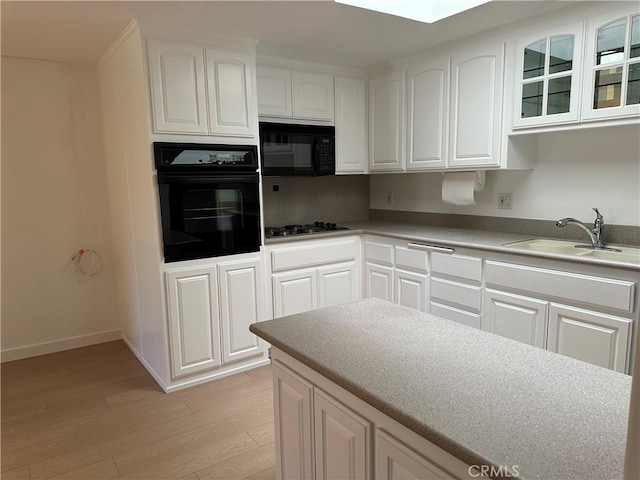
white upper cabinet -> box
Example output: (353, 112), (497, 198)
(148, 39), (208, 134)
(582, 6), (640, 121)
(449, 41), (504, 168)
(293, 71), (335, 121)
(147, 39), (257, 138)
(257, 66), (334, 121)
(513, 21), (584, 128)
(335, 76), (368, 174)
(407, 57), (449, 170)
(256, 66), (293, 117)
(205, 49), (256, 137)
(369, 70), (406, 172)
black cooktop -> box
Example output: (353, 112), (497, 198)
(265, 221), (350, 238)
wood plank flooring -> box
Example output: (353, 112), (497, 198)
(1, 341), (276, 480)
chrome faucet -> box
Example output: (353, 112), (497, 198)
(556, 208), (604, 249)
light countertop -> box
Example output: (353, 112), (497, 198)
(250, 298), (632, 480)
(264, 220), (640, 271)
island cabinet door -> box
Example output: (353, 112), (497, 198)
(273, 361), (314, 480)
(375, 430), (455, 480)
(314, 389), (372, 480)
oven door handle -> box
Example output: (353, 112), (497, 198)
(157, 173), (259, 185)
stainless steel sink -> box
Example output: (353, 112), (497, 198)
(504, 239), (640, 264)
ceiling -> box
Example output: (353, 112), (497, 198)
(1, 1), (593, 69)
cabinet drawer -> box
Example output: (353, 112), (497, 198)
(271, 238), (357, 271)
(395, 245), (428, 272)
(430, 278), (481, 312)
(431, 252), (481, 283)
(430, 302), (481, 329)
(485, 261), (635, 312)
(365, 240), (394, 266)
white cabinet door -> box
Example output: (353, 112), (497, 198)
(450, 41), (504, 168)
(335, 76), (368, 174)
(318, 262), (360, 309)
(148, 40), (207, 134)
(314, 389), (371, 480)
(273, 362), (314, 480)
(548, 303), (632, 373)
(375, 429), (454, 480)
(513, 22), (584, 128)
(165, 267), (220, 378)
(394, 269), (428, 312)
(483, 289), (548, 348)
(365, 263), (394, 302)
(218, 257), (264, 365)
(582, 7), (640, 121)
(407, 58), (449, 170)
(205, 49), (256, 137)
(273, 269), (318, 317)
(257, 66), (293, 117)
(293, 71), (334, 121)
(369, 71), (406, 172)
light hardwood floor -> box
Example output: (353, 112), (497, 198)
(1, 341), (276, 480)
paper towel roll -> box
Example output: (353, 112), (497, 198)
(441, 171), (485, 206)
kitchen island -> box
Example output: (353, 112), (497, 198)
(250, 298), (632, 480)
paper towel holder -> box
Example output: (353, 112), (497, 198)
(441, 170), (486, 191)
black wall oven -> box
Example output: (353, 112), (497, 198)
(154, 143), (261, 263)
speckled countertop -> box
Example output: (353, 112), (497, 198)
(251, 298), (632, 480)
(264, 220), (640, 271)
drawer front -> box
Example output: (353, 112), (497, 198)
(430, 278), (482, 312)
(365, 240), (394, 266)
(485, 260), (635, 312)
(272, 238), (358, 272)
(395, 245), (428, 272)
(430, 302), (481, 329)
(430, 252), (482, 283)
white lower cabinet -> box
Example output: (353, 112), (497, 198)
(366, 263), (394, 302)
(395, 269), (428, 312)
(218, 258), (264, 363)
(548, 304), (632, 373)
(364, 237), (429, 310)
(166, 266), (221, 377)
(273, 268), (318, 317)
(268, 237), (362, 318)
(483, 289), (548, 348)
(314, 389), (372, 480)
(375, 429), (453, 480)
(165, 255), (265, 380)
(273, 361), (314, 480)
(318, 262), (360, 308)
(272, 349), (472, 480)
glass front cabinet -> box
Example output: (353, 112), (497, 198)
(513, 22), (584, 128)
(582, 8), (640, 121)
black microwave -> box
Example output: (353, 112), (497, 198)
(259, 122), (335, 176)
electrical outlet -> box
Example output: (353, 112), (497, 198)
(498, 193), (512, 209)
(386, 191), (393, 205)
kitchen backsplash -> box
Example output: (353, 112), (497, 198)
(262, 175), (370, 227)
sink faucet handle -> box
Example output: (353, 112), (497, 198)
(593, 207), (604, 225)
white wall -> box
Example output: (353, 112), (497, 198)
(370, 125), (640, 226)
(1, 56), (119, 360)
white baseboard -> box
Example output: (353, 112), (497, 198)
(1, 329), (122, 363)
